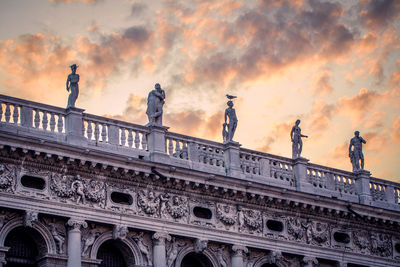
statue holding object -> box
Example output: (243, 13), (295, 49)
(66, 64), (79, 109)
(290, 119), (308, 159)
(146, 83), (165, 126)
(349, 131), (366, 172)
(223, 94), (238, 142)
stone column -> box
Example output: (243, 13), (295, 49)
(147, 124), (169, 162)
(67, 219), (87, 267)
(152, 232), (171, 267)
(223, 141), (242, 178)
(294, 157), (312, 193)
(355, 170), (372, 205)
(65, 107), (85, 145)
(0, 246), (10, 267)
(231, 245), (248, 267)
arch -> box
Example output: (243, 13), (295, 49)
(89, 231), (145, 266)
(174, 246), (219, 267)
(253, 256), (286, 267)
(0, 216), (56, 255)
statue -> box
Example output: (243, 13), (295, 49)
(71, 175), (85, 204)
(66, 64), (80, 108)
(349, 131), (366, 172)
(290, 119), (308, 159)
(223, 94), (238, 142)
(146, 83), (165, 125)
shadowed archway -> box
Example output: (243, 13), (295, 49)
(181, 252), (213, 267)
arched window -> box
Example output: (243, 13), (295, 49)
(97, 240), (129, 267)
(181, 252), (213, 267)
(261, 264), (278, 267)
(5, 226), (41, 267)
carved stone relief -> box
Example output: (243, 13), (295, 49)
(194, 238), (208, 253)
(137, 189), (161, 217)
(216, 204), (237, 231)
(42, 217), (66, 254)
(166, 237), (190, 267)
(287, 217), (330, 246)
(0, 163), (16, 193)
(50, 173), (105, 208)
(189, 199), (216, 228)
(24, 210), (38, 227)
(113, 225), (129, 241)
(238, 206), (262, 234)
(131, 231), (152, 265)
(352, 230), (369, 254)
(81, 224), (102, 257)
(160, 193), (188, 222)
(370, 232), (392, 257)
(263, 212), (286, 240)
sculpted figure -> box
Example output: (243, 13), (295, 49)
(217, 246), (227, 267)
(50, 224), (65, 254)
(66, 64), (80, 108)
(167, 237), (185, 267)
(223, 95), (238, 142)
(71, 175), (85, 204)
(133, 232), (152, 265)
(82, 227), (100, 256)
(146, 83), (165, 125)
(290, 119), (308, 159)
(349, 131), (366, 172)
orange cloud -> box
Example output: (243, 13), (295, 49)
(391, 115), (400, 145)
(310, 70), (333, 96)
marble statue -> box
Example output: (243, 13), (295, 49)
(290, 119), (308, 159)
(349, 131), (366, 172)
(223, 95), (238, 142)
(66, 64), (80, 108)
(50, 223), (65, 254)
(146, 83), (165, 125)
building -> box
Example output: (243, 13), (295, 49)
(0, 94), (399, 267)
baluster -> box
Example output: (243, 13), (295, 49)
(57, 115), (64, 133)
(141, 131), (147, 150)
(175, 140), (181, 157)
(87, 121), (93, 140)
(5, 103), (11, 123)
(50, 113), (56, 131)
(0, 102), (3, 121)
(94, 122), (100, 142)
(127, 129), (133, 148)
(42, 111), (48, 130)
(134, 131), (140, 148)
(182, 142), (188, 159)
(12, 105), (19, 124)
(34, 109), (40, 128)
(120, 128), (126, 146)
(101, 123), (107, 142)
(168, 139), (174, 155)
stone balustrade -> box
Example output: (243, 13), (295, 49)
(0, 94), (399, 211)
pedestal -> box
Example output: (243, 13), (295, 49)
(146, 124), (169, 162)
(223, 141), (242, 178)
(67, 219), (87, 267)
(66, 107), (86, 145)
(355, 169), (372, 205)
(294, 157), (312, 193)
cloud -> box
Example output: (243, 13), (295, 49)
(391, 115), (400, 144)
(47, 0), (100, 3)
(257, 121), (292, 152)
(307, 101), (336, 133)
(311, 70), (333, 96)
(358, 0), (400, 30)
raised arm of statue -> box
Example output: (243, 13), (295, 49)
(360, 136), (366, 144)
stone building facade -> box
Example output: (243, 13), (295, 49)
(0, 94), (399, 267)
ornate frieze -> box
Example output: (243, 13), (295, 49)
(216, 204), (237, 231)
(0, 163), (15, 192)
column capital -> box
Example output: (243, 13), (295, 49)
(152, 232), (171, 245)
(231, 245), (248, 256)
(302, 256), (318, 267)
(67, 218), (87, 230)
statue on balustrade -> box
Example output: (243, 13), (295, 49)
(290, 119), (308, 159)
(223, 94), (238, 142)
(146, 83), (165, 125)
(349, 131), (366, 172)
(66, 64), (80, 108)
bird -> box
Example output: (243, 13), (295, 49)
(226, 94), (237, 99)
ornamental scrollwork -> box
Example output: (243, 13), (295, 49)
(137, 189), (160, 216)
(238, 206), (262, 233)
(216, 204), (236, 228)
(165, 194), (188, 219)
(0, 163), (16, 192)
(370, 232), (392, 257)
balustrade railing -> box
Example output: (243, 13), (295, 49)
(1, 94), (400, 211)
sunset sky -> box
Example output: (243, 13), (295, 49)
(0, 0), (399, 181)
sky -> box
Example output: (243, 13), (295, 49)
(0, 0), (399, 182)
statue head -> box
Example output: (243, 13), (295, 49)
(227, 100), (234, 107)
(70, 64), (78, 73)
(354, 131), (360, 137)
(155, 83), (161, 90)
(296, 119), (301, 125)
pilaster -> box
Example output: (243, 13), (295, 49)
(152, 232), (171, 267)
(146, 124), (169, 162)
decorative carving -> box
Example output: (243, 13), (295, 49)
(166, 237), (186, 267)
(67, 218), (88, 230)
(302, 256), (318, 267)
(50, 223), (66, 254)
(137, 189), (160, 216)
(353, 230), (369, 254)
(287, 217), (304, 241)
(50, 174), (105, 207)
(82, 225), (101, 256)
(24, 210), (38, 227)
(217, 245), (228, 267)
(242, 209), (262, 233)
(311, 221), (330, 246)
(231, 245), (248, 257)
(113, 225), (129, 240)
(152, 232), (171, 246)
(302, 218), (313, 244)
(133, 232), (152, 265)
(0, 163), (15, 192)
(216, 204), (236, 227)
(194, 238), (208, 253)
(370, 232), (392, 257)
(165, 195), (188, 219)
